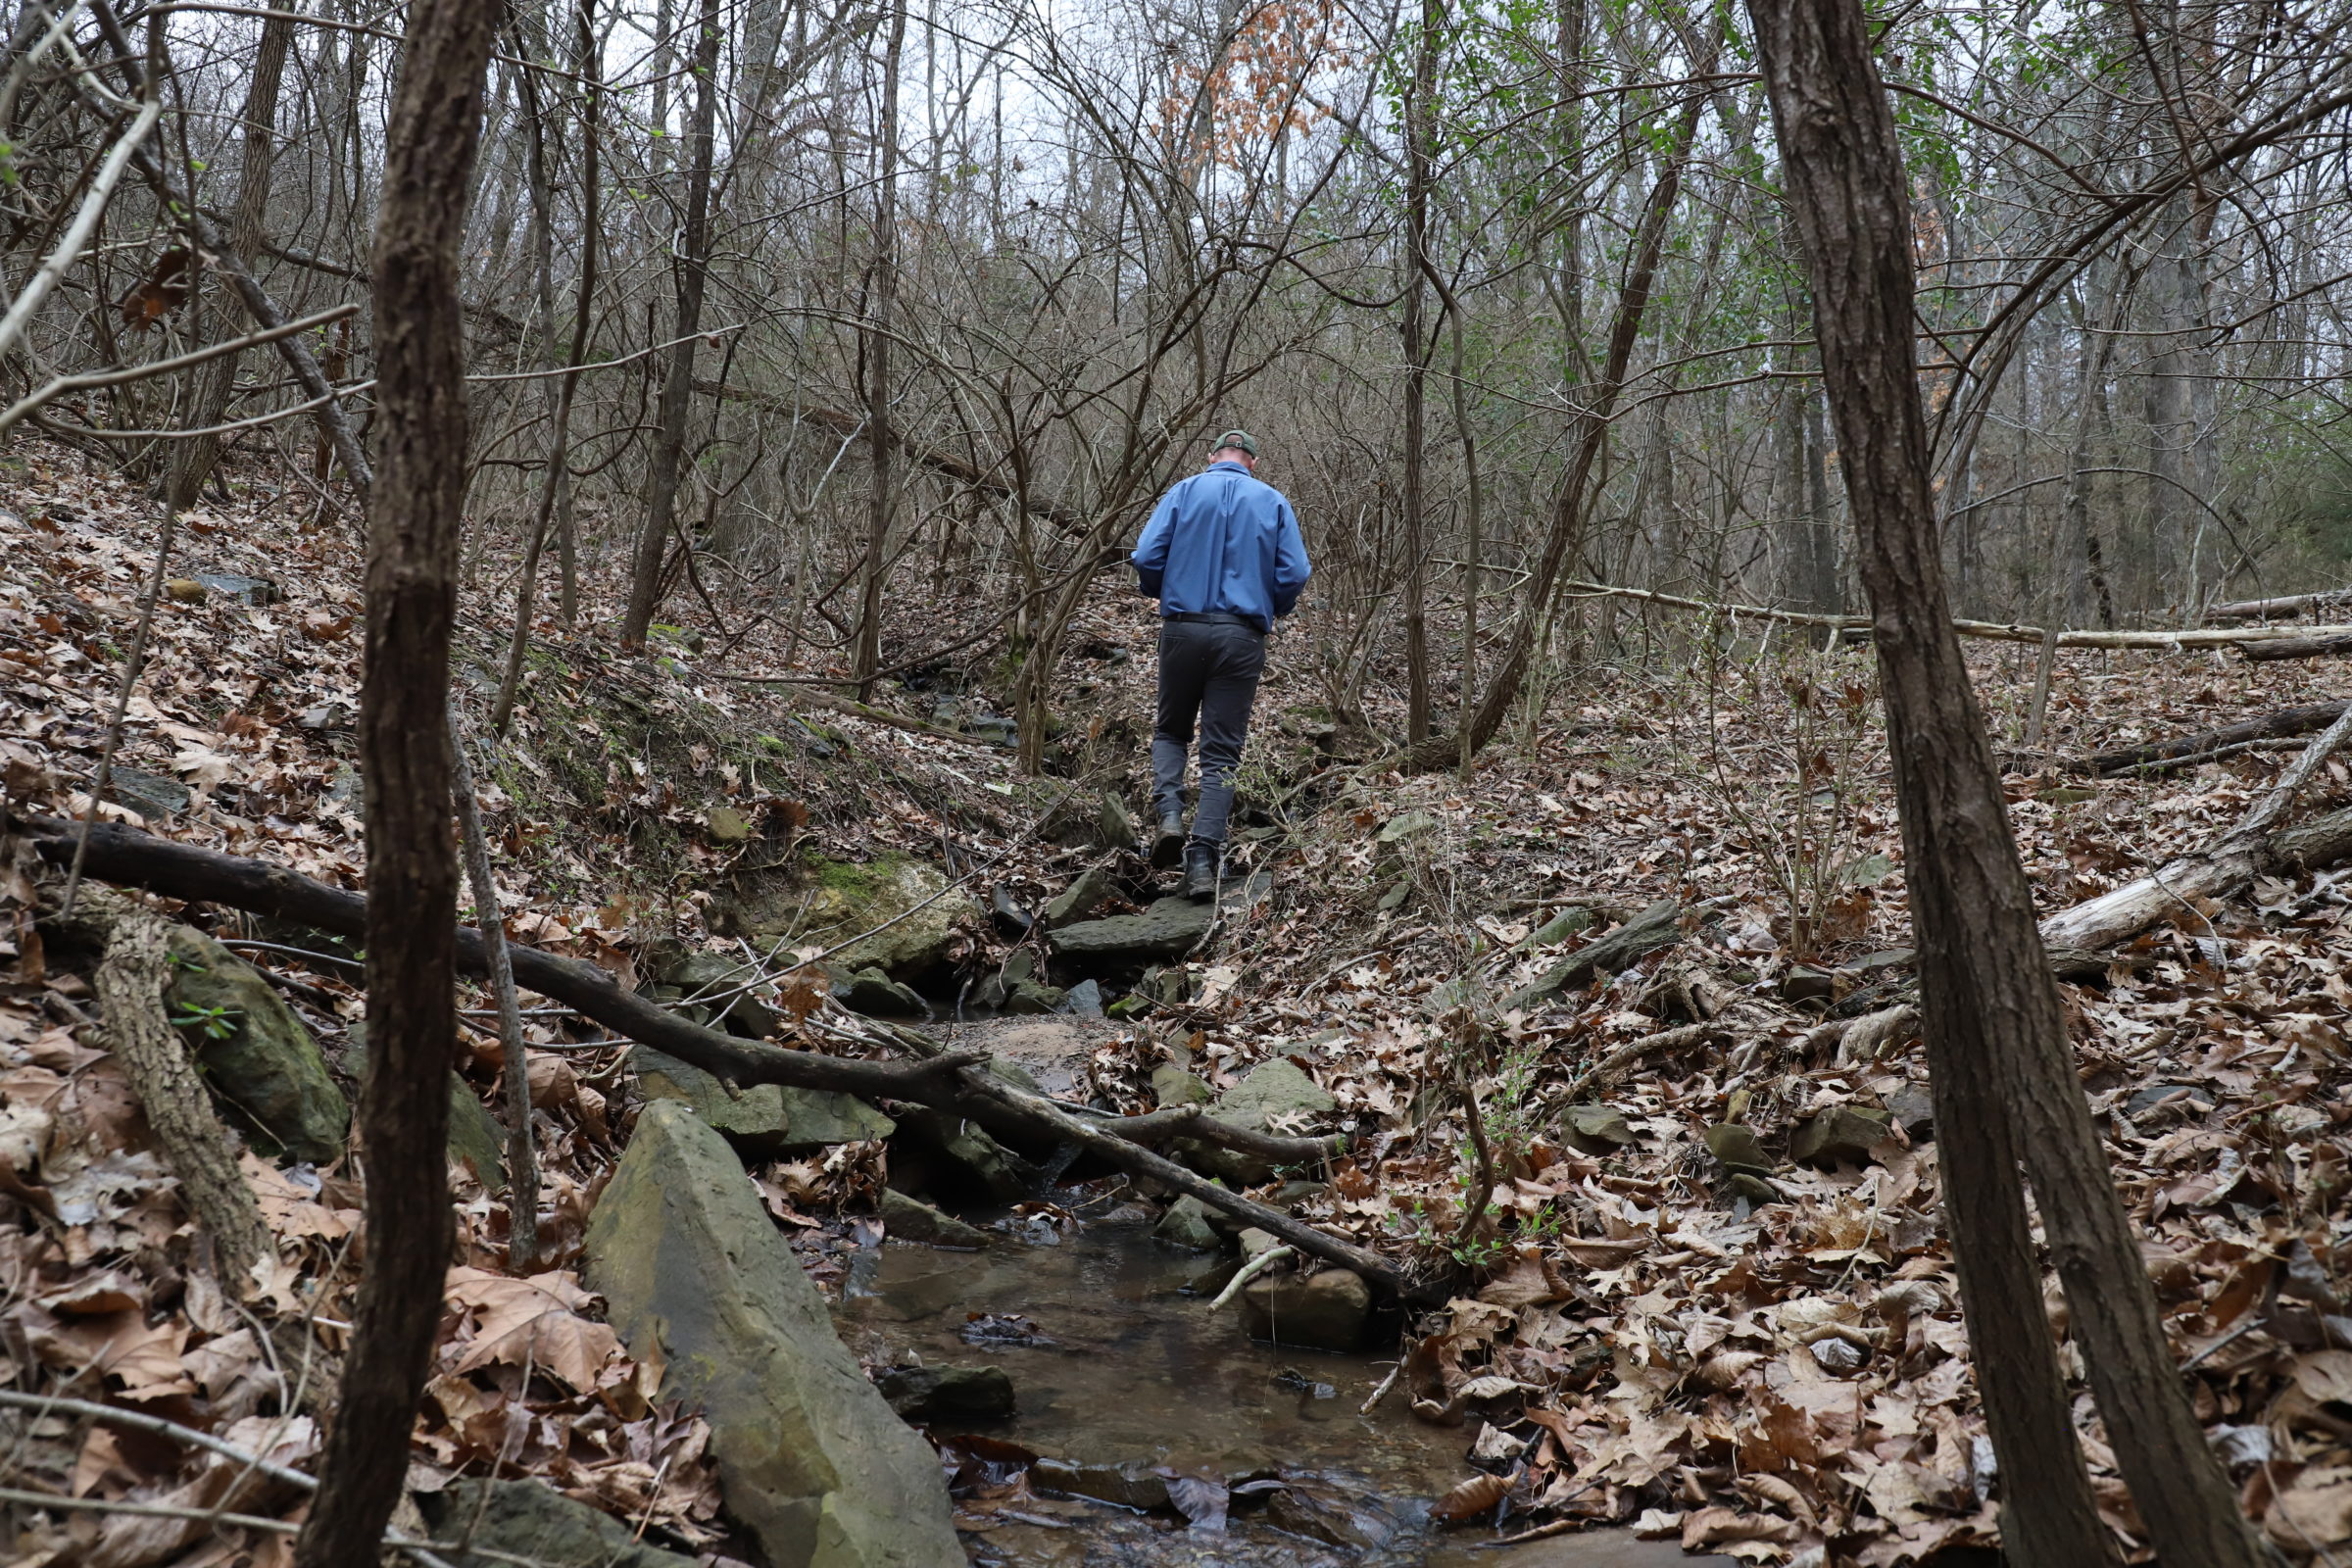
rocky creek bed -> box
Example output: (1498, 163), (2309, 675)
(832, 1202), (1732, 1568)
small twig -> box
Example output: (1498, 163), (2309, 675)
(449, 707), (540, 1270)
(0, 302), (360, 436)
(1359, 1362), (1402, 1413)
(1208, 1245), (1296, 1312)
(62, 497), (178, 922)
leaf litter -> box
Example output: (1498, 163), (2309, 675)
(4, 439), (2352, 1564)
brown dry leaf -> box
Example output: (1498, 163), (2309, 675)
(445, 1265), (624, 1390)
(1478, 1255), (1570, 1307)
(1682, 1504), (1803, 1554)
(1428, 1472), (1508, 1524)
(241, 1152), (355, 1239)
(2266, 1465), (2352, 1558)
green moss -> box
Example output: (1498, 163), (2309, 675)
(802, 848), (903, 894)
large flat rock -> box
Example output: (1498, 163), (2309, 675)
(1047, 872), (1272, 963)
(416, 1478), (695, 1568)
(585, 1102), (960, 1568)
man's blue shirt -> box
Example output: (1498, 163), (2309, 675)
(1131, 461), (1312, 632)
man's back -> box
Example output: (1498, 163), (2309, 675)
(1132, 460), (1311, 632)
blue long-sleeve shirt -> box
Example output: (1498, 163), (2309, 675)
(1131, 461), (1311, 632)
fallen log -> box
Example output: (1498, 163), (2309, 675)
(2083, 701), (2350, 775)
(15, 813), (1406, 1296)
(2236, 632), (2352, 662)
(1561, 578), (2352, 651)
(2041, 704), (2352, 954)
(2207, 588), (2352, 621)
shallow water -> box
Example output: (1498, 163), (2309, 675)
(833, 1213), (1728, 1567)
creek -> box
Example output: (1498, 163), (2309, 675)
(832, 1199), (1728, 1568)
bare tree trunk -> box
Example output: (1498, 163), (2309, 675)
(291, 2), (494, 1563)
(1742, 2), (2264, 1564)
(170, 6), (295, 508)
(1398, 0), (1438, 745)
(855, 0), (907, 701)
(1397, 36), (1715, 773)
(620, 0), (720, 647)
(492, 0), (602, 736)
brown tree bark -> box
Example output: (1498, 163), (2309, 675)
(854, 0), (907, 702)
(620, 0), (721, 647)
(1398, 0), (1438, 746)
(169, 6), (295, 509)
(1742, 0), (2263, 1562)
(291, 2), (495, 1563)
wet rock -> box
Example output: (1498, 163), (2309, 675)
(1214, 1058), (1337, 1131)
(166, 929), (348, 1163)
(416, 1478), (695, 1568)
(108, 766), (191, 821)
(1154, 1193), (1222, 1250)
(1002, 978), (1067, 1014)
(629, 1045), (893, 1156)
(1049, 896), (1215, 963)
(1060, 979), (1103, 1018)
(1151, 1062), (1213, 1108)
(1559, 1103), (1637, 1156)
(1032, 1458), (1170, 1512)
(1791, 1104), (1894, 1167)
(833, 966), (926, 1017)
(873, 1364), (1015, 1426)
(1502, 900), (1685, 1010)
(649, 952), (779, 1039)
(1041, 865), (1118, 927)
(1702, 1121), (1774, 1176)
(1262, 1482), (1396, 1550)
(888, 1107), (1031, 1203)
(194, 571), (274, 607)
(1242, 1268), (1370, 1351)
(585, 1101), (960, 1567)
(714, 855), (976, 979)
(989, 886), (1032, 936)
(879, 1188), (990, 1249)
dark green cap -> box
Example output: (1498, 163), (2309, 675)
(1211, 428), (1257, 457)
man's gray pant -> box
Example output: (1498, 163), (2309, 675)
(1151, 616), (1266, 847)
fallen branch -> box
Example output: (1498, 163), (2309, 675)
(2207, 588), (2352, 621)
(1560, 578), (2352, 651)
(2085, 702), (2350, 775)
(1208, 1245), (1295, 1311)
(69, 891), (271, 1287)
(2040, 704), (2352, 953)
(13, 816), (1419, 1296)
(2237, 632), (2352, 662)
(1559, 1021), (1720, 1102)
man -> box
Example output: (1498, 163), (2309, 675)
(1131, 429), (1311, 900)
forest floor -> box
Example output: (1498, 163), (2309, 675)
(5, 438), (2352, 1567)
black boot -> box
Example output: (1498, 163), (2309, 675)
(1182, 841), (1221, 902)
(1151, 812), (1186, 868)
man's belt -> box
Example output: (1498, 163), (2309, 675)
(1164, 611), (1262, 629)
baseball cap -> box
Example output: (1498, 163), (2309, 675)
(1212, 428), (1257, 457)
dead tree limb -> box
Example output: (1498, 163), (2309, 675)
(13, 817), (1413, 1295)
(77, 893), (271, 1287)
(2042, 707), (2352, 954)
(2236, 632), (2352, 662)
(448, 711), (538, 1270)
(2207, 588), (2352, 621)
(2084, 700), (2349, 774)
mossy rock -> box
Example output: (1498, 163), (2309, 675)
(712, 854), (975, 979)
(584, 1102), (961, 1567)
(629, 1046), (893, 1155)
(166, 929), (348, 1163)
